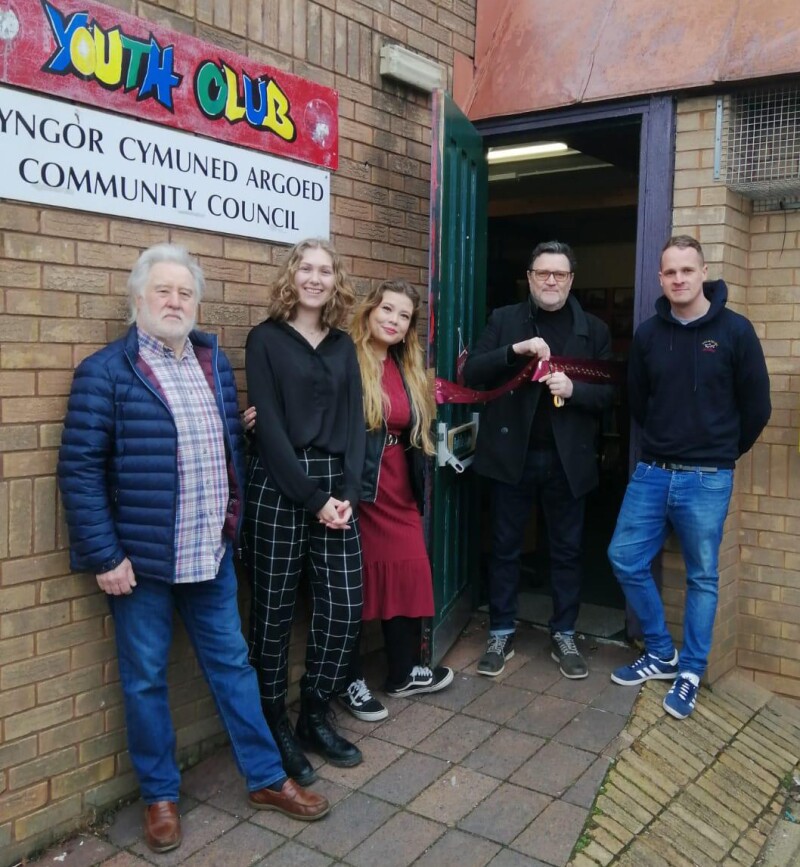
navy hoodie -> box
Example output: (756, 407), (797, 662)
(629, 279), (771, 468)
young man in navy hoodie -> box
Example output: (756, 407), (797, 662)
(608, 235), (770, 719)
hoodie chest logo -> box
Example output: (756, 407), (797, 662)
(701, 339), (719, 353)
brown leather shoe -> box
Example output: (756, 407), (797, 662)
(143, 800), (182, 853)
(249, 778), (330, 821)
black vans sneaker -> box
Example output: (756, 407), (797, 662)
(385, 665), (454, 697)
(337, 679), (388, 722)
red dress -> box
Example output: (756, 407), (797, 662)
(359, 357), (435, 621)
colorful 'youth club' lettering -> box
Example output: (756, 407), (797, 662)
(42, 1), (181, 111)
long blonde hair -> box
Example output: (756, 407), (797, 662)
(350, 280), (435, 456)
(265, 238), (355, 328)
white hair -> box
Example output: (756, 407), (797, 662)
(126, 244), (205, 324)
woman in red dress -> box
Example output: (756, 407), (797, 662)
(337, 279), (453, 722)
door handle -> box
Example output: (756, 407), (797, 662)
(436, 420), (477, 473)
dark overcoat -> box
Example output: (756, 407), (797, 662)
(463, 294), (614, 499)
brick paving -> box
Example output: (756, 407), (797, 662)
(24, 617), (800, 867)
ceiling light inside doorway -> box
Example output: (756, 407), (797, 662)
(487, 142), (570, 163)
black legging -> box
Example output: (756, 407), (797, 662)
(346, 617), (415, 686)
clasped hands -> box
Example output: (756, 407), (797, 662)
(242, 405), (352, 530)
(512, 337), (573, 401)
(316, 497), (353, 530)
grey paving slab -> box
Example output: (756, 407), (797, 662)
(345, 810), (445, 867)
(294, 792), (396, 859)
(412, 828), (501, 866)
(590, 681), (642, 716)
(562, 755), (613, 809)
(373, 699), (454, 748)
(511, 741), (597, 797)
(463, 683), (537, 724)
(315, 734), (405, 789)
(554, 706), (628, 753)
(487, 850), (552, 867)
(545, 668), (615, 705)
(458, 782), (552, 844)
(255, 840), (333, 867)
(360, 750), (449, 805)
(90, 856), (152, 867)
(508, 693), (586, 738)
(511, 798), (589, 866)
(28, 834), (118, 867)
(205, 776), (258, 818)
(462, 727), (546, 780)
(408, 767), (501, 825)
(414, 712), (498, 763)
(179, 821), (284, 866)
(504, 661), (563, 694)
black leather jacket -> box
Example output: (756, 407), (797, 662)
(360, 358), (425, 510)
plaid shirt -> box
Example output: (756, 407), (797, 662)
(138, 329), (228, 583)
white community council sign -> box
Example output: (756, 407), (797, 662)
(0, 85), (330, 243)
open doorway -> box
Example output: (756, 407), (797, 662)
(480, 117), (642, 641)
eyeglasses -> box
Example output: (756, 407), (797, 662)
(529, 270), (573, 284)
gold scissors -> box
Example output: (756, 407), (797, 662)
(532, 359), (565, 408)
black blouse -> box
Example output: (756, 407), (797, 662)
(245, 319), (365, 513)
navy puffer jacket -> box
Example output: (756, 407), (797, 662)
(58, 326), (245, 583)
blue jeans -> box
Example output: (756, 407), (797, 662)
(488, 448), (586, 636)
(607, 463), (733, 678)
(108, 546), (285, 803)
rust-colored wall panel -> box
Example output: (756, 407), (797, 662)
(466, 0), (800, 120)
(581, 0), (733, 103)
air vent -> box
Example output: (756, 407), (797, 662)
(717, 85), (800, 211)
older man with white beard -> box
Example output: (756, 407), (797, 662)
(58, 244), (329, 855)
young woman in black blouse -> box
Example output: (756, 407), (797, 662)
(244, 238), (365, 785)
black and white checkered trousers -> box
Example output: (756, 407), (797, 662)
(243, 448), (363, 703)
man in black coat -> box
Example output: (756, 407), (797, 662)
(464, 240), (614, 678)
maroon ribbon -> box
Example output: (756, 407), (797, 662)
(434, 356), (622, 405)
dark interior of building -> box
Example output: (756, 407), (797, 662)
(480, 117), (642, 639)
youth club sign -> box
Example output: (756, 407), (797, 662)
(0, 0), (338, 168)
(0, 0), (336, 241)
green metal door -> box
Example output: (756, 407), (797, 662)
(425, 91), (487, 664)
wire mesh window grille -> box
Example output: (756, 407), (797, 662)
(721, 85), (800, 210)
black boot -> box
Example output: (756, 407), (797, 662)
(261, 700), (316, 786)
(295, 691), (362, 768)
